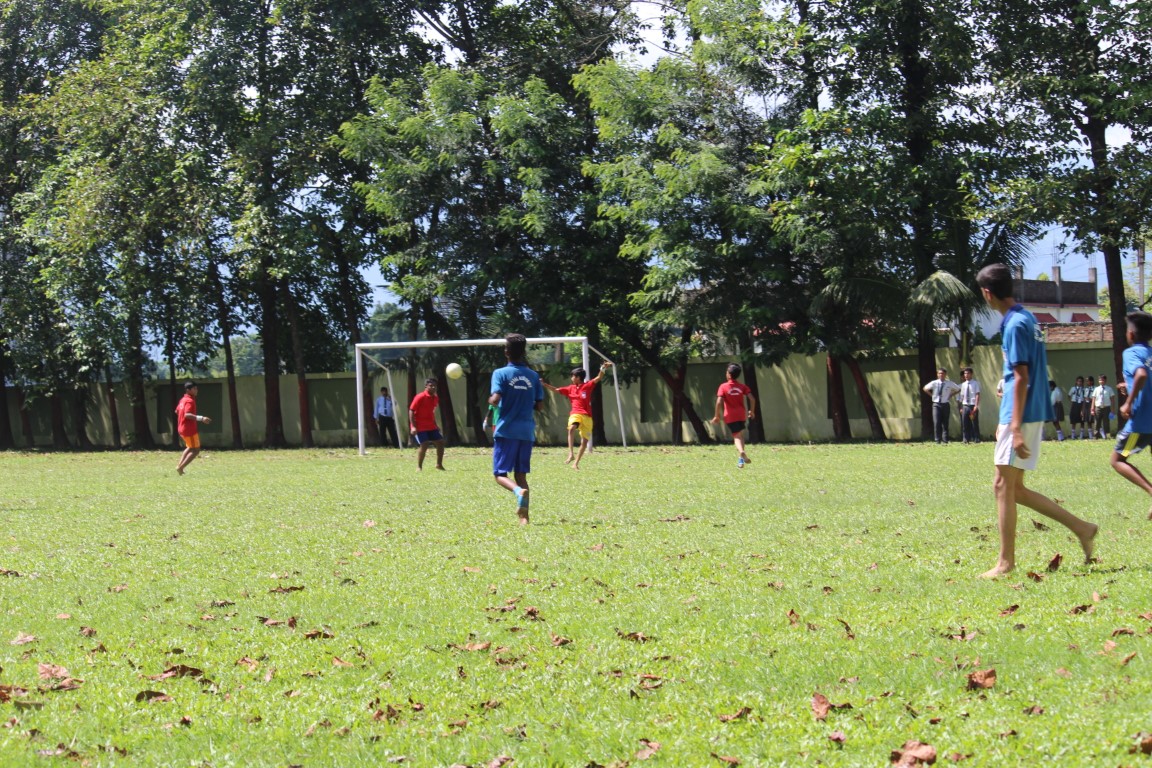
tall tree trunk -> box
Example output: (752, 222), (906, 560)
(48, 392), (69, 449)
(0, 356), (14, 450)
(827, 355), (850, 441)
(406, 316), (419, 446)
(125, 315), (155, 449)
(167, 338), (179, 447)
(209, 263), (244, 449)
(17, 387), (33, 448)
(71, 387), (93, 450)
(743, 352), (764, 444)
(257, 264), (286, 448)
(844, 355), (886, 440)
(281, 280), (314, 448)
(589, 327), (609, 447)
(608, 321), (711, 442)
(104, 365), (122, 449)
(671, 329), (689, 444)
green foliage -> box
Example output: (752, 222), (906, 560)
(3, 445), (1151, 764)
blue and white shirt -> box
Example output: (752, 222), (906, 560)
(491, 362), (544, 442)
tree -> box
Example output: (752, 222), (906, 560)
(984, 0), (1152, 378)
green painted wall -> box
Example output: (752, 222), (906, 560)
(3, 342), (1121, 449)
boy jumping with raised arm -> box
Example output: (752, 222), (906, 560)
(490, 334), (544, 524)
(1111, 311), (1152, 518)
(976, 264), (1097, 579)
(544, 362), (612, 470)
(712, 363), (757, 468)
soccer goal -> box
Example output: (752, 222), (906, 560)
(354, 336), (626, 455)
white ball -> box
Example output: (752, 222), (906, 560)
(445, 362), (464, 380)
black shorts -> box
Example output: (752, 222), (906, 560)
(1053, 402), (1065, 422)
(726, 420), (746, 436)
(1070, 402), (1084, 424)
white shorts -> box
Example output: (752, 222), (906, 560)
(994, 422), (1043, 471)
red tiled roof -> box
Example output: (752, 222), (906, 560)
(1070, 313), (1094, 322)
(1033, 312), (1059, 324)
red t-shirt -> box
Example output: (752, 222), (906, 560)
(557, 380), (598, 417)
(409, 391), (439, 431)
(717, 381), (750, 423)
(176, 394), (198, 437)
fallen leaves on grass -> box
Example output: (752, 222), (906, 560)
(1131, 733), (1152, 755)
(718, 706), (752, 722)
(1047, 553), (1063, 572)
(9, 633), (36, 646)
(829, 731), (847, 745)
(812, 693), (852, 721)
(550, 633), (571, 647)
(890, 740), (936, 766)
(616, 629), (650, 643)
(711, 754), (740, 765)
(148, 665), (204, 681)
(269, 585), (304, 594)
(635, 739), (661, 760)
(966, 668), (996, 690)
(236, 657), (260, 671)
(332, 656), (353, 667)
(304, 629), (335, 640)
(944, 627), (978, 642)
(787, 609), (800, 626)
(258, 616), (297, 628)
(1023, 705), (1044, 715)
(135, 690), (173, 703)
(999, 605), (1019, 617)
(449, 642), (491, 652)
(838, 619), (856, 640)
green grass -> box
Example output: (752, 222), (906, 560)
(3, 441), (1152, 767)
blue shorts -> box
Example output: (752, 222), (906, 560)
(1114, 425), (1152, 459)
(493, 437), (533, 475)
(414, 429), (443, 445)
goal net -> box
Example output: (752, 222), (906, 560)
(354, 336), (625, 455)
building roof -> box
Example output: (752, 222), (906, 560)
(1033, 312), (1059, 324)
(1070, 313), (1094, 322)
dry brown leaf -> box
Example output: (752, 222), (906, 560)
(1122, 652), (1138, 666)
(304, 629), (335, 640)
(838, 619), (856, 640)
(1023, 705), (1044, 715)
(1047, 553), (1063, 572)
(463, 566), (482, 573)
(550, 633), (572, 647)
(967, 668), (996, 690)
(786, 609), (800, 626)
(616, 630), (649, 643)
(999, 605), (1019, 617)
(135, 690), (172, 703)
(718, 706), (752, 723)
(486, 757), (513, 768)
(1026, 572), (1044, 582)
(236, 657), (260, 671)
(890, 739), (936, 766)
(711, 754), (740, 765)
(148, 665), (204, 681)
(812, 692), (831, 721)
(828, 731), (847, 744)
(332, 657), (353, 667)
(37, 664), (69, 680)
(10, 633), (36, 646)
(635, 739), (661, 760)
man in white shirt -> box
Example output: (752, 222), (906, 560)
(374, 386), (399, 447)
(1068, 376), (1088, 439)
(958, 367), (982, 444)
(923, 368), (961, 444)
(1091, 374), (1116, 440)
(1048, 380), (1066, 441)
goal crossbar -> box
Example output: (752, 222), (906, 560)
(354, 336), (625, 455)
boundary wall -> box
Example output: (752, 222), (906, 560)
(3, 342), (1119, 449)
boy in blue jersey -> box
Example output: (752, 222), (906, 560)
(976, 264), (1098, 579)
(1111, 311), (1152, 517)
(489, 333), (545, 525)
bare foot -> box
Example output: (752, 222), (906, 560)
(1078, 523), (1099, 563)
(572, 464), (580, 471)
(436, 465), (446, 471)
(176, 467), (184, 476)
(517, 509), (530, 526)
(979, 563), (1014, 579)
(564, 455), (574, 465)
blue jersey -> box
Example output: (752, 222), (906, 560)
(999, 305), (1054, 425)
(491, 362), (543, 441)
(1123, 343), (1152, 433)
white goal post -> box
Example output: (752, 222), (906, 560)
(354, 336), (626, 455)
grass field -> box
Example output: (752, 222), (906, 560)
(3, 441), (1152, 767)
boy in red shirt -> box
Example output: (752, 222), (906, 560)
(176, 381), (212, 475)
(544, 362), (612, 469)
(711, 363), (756, 468)
(408, 378), (445, 470)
